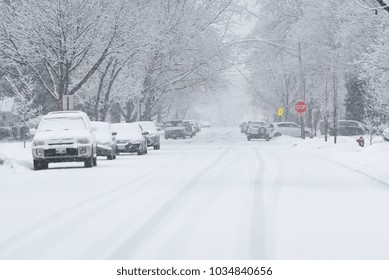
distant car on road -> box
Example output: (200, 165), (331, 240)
(135, 121), (161, 150)
(92, 121), (117, 160)
(30, 111), (97, 170)
(111, 123), (148, 155)
(269, 122), (311, 138)
(329, 120), (367, 136)
(164, 120), (187, 139)
(200, 120), (211, 128)
(247, 121), (270, 141)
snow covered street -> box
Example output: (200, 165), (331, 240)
(1, 127), (389, 260)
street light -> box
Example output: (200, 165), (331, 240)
(240, 39), (306, 139)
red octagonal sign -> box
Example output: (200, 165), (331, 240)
(295, 100), (307, 114)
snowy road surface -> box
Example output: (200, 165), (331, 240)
(1, 127), (389, 259)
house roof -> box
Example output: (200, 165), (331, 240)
(0, 97), (15, 113)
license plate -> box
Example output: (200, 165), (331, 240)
(56, 147), (67, 154)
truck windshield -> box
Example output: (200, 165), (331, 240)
(39, 117), (86, 131)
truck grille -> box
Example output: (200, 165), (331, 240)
(44, 148), (78, 157)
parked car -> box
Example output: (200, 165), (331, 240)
(111, 123), (148, 155)
(382, 127), (389, 141)
(269, 122), (311, 138)
(247, 121), (270, 141)
(155, 122), (165, 136)
(135, 121), (161, 150)
(183, 120), (196, 137)
(164, 120), (187, 139)
(92, 121), (117, 160)
(241, 121), (251, 134)
(30, 111), (97, 170)
(185, 120), (201, 132)
(329, 120), (367, 136)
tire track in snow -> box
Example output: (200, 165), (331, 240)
(105, 147), (231, 259)
(249, 149), (267, 259)
(259, 149), (285, 259)
(0, 152), (195, 258)
(143, 147), (249, 259)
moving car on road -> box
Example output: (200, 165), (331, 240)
(247, 121), (270, 141)
(135, 121), (161, 150)
(92, 121), (117, 160)
(111, 123), (148, 155)
(31, 111), (97, 170)
(269, 122), (311, 138)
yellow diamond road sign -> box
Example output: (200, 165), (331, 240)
(277, 107), (284, 116)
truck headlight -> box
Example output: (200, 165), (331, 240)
(77, 138), (90, 144)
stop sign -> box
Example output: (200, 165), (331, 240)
(295, 100), (307, 114)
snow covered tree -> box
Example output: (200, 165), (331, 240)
(4, 64), (41, 147)
(0, 0), (138, 109)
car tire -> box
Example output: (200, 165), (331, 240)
(247, 136), (251, 141)
(274, 133), (281, 137)
(304, 131), (311, 138)
(107, 155), (113, 160)
(84, 156), (93, 168)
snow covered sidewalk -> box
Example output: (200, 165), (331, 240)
(287, 135), (389, 185)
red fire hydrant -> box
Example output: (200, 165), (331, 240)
(356, 136), (365, 147)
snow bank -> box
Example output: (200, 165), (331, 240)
(0, 142), (32, 174)
(291, 135), (389, 184)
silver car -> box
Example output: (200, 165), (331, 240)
(92, 121), (117, 160)
(269, 122), (311, 138)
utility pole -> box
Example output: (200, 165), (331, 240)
(240, 39), (307, 139)
(298, 42), (306, 139)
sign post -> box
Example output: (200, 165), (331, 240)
(62, 95), (73, 111)
(295, 100), (307, 139)
(277, 107), (283, 121)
